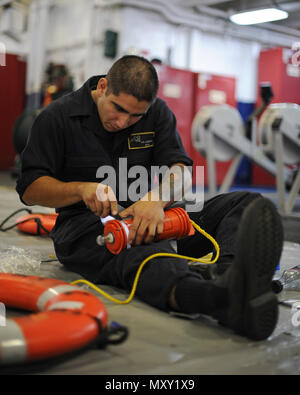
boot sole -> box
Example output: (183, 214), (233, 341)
(237, 198), (283, 340)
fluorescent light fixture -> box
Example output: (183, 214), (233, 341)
(230, 8), (288, 25)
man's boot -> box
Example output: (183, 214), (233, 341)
(212, 197), (283, 340)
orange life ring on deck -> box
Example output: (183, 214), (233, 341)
(16, 213), (58, 235)
(0, 273), (108, 366)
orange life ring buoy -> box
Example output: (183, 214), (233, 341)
(16, 213), (58, 235)
(0, 273), (108, 366)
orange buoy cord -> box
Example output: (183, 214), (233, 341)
(16, 213), (58, 235)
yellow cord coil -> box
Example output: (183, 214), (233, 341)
(71, 219), (219, 305)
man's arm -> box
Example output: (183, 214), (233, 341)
(22, 176), (118, 217)
(22, 176), (84, 207)
(147, 162), (192, 207)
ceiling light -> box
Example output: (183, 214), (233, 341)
(230, 8), (288, 25)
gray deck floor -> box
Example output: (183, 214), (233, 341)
(0, 171), (300, 375)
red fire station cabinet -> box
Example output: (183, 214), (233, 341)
(0, 53), (26, 169)
(155, 64), (195, 161)
(192, 72), (236, 185)
(253, 46), (300, 186)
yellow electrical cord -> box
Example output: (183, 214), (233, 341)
(71, 219), (219, 305)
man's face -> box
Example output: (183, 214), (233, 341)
(93, 78), (150, 132)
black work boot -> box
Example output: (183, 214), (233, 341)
(189, 261), (231, 280)
(213, 197), (283, 341)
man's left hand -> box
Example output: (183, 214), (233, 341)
(119, 197), (165, 246)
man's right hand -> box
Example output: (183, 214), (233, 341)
(78, 182), (118, 218)
(22, 176), (118, 217)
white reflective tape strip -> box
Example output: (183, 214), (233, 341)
(48, 301), (84, 311)
(101, 215), (115, 225)
(0, 319), (27, 365)
(119, 221), (131, 249)
(37, 284), (82, 311)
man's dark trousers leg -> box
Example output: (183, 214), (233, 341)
(51, 191), (262, 311)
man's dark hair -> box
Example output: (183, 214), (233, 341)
(105, 55), (159, 103)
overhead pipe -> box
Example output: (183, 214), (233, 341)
(96, 0), (300, 47)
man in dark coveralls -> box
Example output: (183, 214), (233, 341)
(17, 55), (283, 341)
